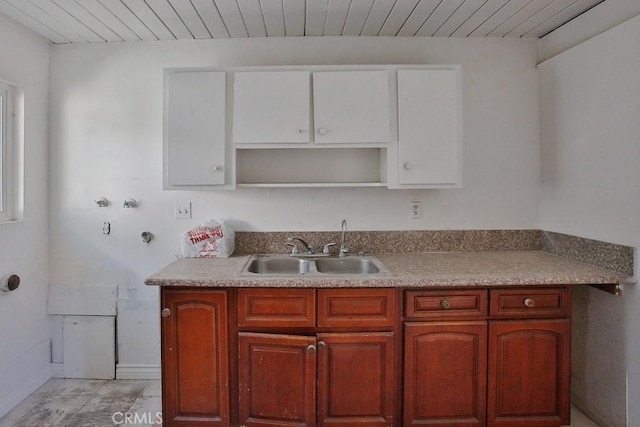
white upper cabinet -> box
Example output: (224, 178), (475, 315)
(313, 70), (391, 144)
(164, 70), (227, 187)
(232, 71), (310, 144)
(397, 68), (461, 187)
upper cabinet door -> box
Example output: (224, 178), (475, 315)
(313, 70), (391, 144)
(233, 71), (310, 144)
(165, 70), (226, 186)
(398, 68), (461, 186)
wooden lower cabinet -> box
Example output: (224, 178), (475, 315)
(238, 332), (317, 427)
(403, 287), (571, 427)
(160, 286), (572, 427)
(487, 320), (571, 427)
(317, 332), (395, 426)
(161, 288), (230, 427)
(404, 322), (487, 427)
(238, 331), (396, 427)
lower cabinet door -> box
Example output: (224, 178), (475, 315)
(403, 322), (487, 427)
(317, 332), (396, 426)
(238, 332), (317, 427)
(488, 320), (571, 427)
(161, 289), (230, 426)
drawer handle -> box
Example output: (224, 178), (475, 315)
(524, 298), (535, 308)
(161, 308), (171, 317)
(440, 299), (451, 309)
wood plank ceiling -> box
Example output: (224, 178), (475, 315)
(0, 0), (605, 44)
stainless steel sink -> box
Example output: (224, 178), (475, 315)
(239, 255), (388, 276)
(315, 257), (380, 274)
(245, 256), (311, 275)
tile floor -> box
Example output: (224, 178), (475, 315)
(0, 378), (601, 427)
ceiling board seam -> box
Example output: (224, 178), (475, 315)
(488, 0), (538, 37)
(52, 0), (108, 42)
(231, 0), (250, 37)
(0, 0), (70, 43)
(320, 0), (329, 36)
(413, 0), (445, 37)
(276, 0), (287, 37)
(116, 0), (160, 41)
(394, 0), (423, 36)
(375, 0), (398, 36)
(142, 0), (177, 39)
(162, 0), (194, 39)
(209, 0), (231, 38)
(187, 0), (213, 38)
(356, 0), (375, 36)
(72, 0), (124, 42)
(464, 0), (510, 37)
(444, 0), (487, 37)
(430, 0), (466, 37)
(340, 0), (352, 36)
(95, 0), (143, 41)
(19, 0), (91, 42)
(169, 0), (197, 39)
(504, 0), (559, 38)
(257, 0), (269, 37)
(535, 0), (602, 38)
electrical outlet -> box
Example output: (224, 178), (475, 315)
(410, 200), (422, 219)
(174, 202), (192, 219)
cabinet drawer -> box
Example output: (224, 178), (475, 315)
(405, 290), (488, 319)
(490, 288), (571, 318)
(317, 289), (395, 328)
(238, 289), (315, 328)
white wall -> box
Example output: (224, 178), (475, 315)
(0, 15), (50, 417)
(538, 14), (640, 427)
(49, 36), (540, 373)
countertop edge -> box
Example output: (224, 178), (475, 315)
(144, 251), (634, 289)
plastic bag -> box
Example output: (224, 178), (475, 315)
(180, 219), (235, 258)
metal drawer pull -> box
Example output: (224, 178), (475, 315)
(440, 299), (451, 309)
(161, 308), (171, 317)
(524, 298), (535, 308)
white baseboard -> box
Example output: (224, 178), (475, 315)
(0, 365), (51, 419)
(116, 364), (161, 380)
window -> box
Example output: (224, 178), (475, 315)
(0, 80), (14, 222)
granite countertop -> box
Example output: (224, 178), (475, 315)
(144, 250), (633, 289)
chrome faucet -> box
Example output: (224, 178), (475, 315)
(287, 237), (314, 254)
(339, 219), (349, 257)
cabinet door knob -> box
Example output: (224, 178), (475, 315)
(317, 341), (326, 350)
(403, 162), (413, 170)
(524, 298), (535, 308)
(317, 127), (327, 136)
(211, 165), (222, 172)
(440, 299), (451, 309)
(306, 344), (316, 354)
(161, 308), (171, 317)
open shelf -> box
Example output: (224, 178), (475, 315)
(236, 147), (387, 187)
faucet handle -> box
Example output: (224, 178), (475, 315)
(322, 243), (336, 254)
(285, 242), (298, 255)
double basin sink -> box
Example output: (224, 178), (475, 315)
(239, 254), (389, 276)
